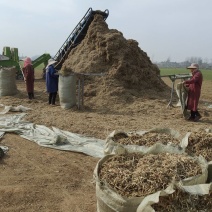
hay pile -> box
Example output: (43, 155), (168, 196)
(112, 132), (180, 146)
(99, 153), (202, 197)
(61, 14), (170, 108)
(186, 130), (212, 161)
(152, 189), (212, 211)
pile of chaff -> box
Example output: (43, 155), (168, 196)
(112, 132), (180, 146)
(99, 153), (202, 197)
(152, 189), (212, 211)
(186, 131), (212, 161)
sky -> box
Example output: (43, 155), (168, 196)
(1, 0), (212, 63)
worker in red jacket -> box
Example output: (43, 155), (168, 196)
(22, 57), (35, 99)
(183, 63), (203, 122)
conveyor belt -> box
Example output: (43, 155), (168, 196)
(53, 8), (109, 69)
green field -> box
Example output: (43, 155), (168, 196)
(22, 63), (212, 80)
(160, 68), (212, 81)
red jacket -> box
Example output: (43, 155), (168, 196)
(185, 70), (203, 111)
(23, 64), (34, 93)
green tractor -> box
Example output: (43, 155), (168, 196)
(0, 47), (22, 79)
(0, 46), (51, 80)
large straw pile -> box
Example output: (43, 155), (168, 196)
(60, 14), (170, 108)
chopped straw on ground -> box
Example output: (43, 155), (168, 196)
(99, 153), (202, 197)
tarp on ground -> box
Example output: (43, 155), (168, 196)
(0, 107), (105, 158)
(0, 104), (31, 114)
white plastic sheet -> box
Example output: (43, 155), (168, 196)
(0, 112), (105, 158)
(0, 104), (32, 114)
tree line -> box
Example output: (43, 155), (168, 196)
(156, 57), (212, 69)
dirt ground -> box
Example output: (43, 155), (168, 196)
(0, 77), (211, 212)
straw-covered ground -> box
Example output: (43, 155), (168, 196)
(0, 77), (211, 212)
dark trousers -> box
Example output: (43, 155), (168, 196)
(49, 92), (57, 105)
(28, 92), (34, 99)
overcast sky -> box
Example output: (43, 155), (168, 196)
(1, 0), (212, 62)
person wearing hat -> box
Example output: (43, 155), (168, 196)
(46, 59), (59, 105)
(22, 57), (35, 99)
(183, 63), (203, 122)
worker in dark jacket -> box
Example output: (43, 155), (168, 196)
(46, 59), (59, 105)
(183, 63), (203, 122)
(22, 57), (35, 99)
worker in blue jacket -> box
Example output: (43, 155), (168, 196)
(46, 59), (59, 105)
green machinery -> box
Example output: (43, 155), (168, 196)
(0, 46), (51, 80)
(0, 8), (109, 79)
(0, 47), (20, 78)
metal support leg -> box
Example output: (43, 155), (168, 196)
(81, 76), (84, 109)
(167, 79), (175, 108)
(78, 78), (81, 109)
(77, 75), (85, 110)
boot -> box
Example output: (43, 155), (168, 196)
(187, 111), (195, 121)
(51, 92), (57, 105)
(48, 93), (52, 105)
(194, 111), (202, 122)
(30, 93), (34, 99)
(28, 92), (32, 99)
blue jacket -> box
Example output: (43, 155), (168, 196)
(46, 65), (59, 93)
